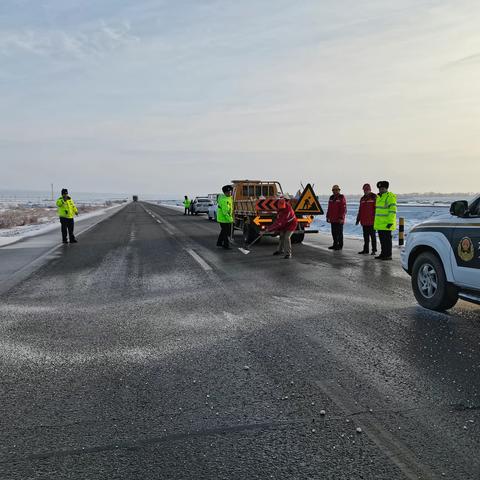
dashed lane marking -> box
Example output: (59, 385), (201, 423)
(186, 249), (212, 272)
(303, 242), (331, 251)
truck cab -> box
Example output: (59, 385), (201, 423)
(401, 194), (480, 310)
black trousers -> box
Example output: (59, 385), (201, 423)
(184, 207), (189, 215)
(60, 217), (75, 242)
(331, 223), (343, 249)
(217, 223), (232, 247)
(378, 230), (392, 258)
(362, 225), (377, 253)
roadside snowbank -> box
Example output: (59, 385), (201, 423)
(0, 205), (123, 247)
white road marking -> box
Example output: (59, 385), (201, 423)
(303, 242), (329, 250)
(186, 249), (212, 272)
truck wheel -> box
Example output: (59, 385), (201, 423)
(243, 224), (259, 244)
(291, 233), (305, 244)
(411, 252), (458, 311)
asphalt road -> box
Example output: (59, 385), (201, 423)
(1, 201), (479, 479)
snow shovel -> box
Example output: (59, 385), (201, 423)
(229, 223), (238, 246)
(238, 232), (265, 255)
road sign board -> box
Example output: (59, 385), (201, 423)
(253, 216), (273, 226)
(294, 184), (323, 214)
(256, 198), (279, 211)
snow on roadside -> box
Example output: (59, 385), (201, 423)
(0, 205), (123, 247)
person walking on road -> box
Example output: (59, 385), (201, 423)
(56, 188), (78, 244)
(183, 196), (191, 215)
(326, 185), (347, 250)
(216, 185), (234, 249)
(267, 198), (298, 259)
(374, 181), (397, 260)
(356, 183), (377, 255)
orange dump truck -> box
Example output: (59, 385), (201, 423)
(231, 180), (323, 244)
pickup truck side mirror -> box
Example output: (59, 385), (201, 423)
(450, 200), (469, 217)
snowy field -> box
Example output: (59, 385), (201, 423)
(2, 190), (476, 246)
(0, 189), (129, 247)
(312, 202), (450, 240)
(156, 196), (474, 240)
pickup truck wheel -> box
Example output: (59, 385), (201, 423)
(243, 224), (260, 244)
(411, 252), (458, 311)
(291, 233), (305, 244)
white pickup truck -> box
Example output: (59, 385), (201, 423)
(401, 195), (480, 311)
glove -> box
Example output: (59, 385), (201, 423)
(386, 223), (393, 229)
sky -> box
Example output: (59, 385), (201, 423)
(0, 0), (479, 197)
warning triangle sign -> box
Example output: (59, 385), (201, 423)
(294, 184), (323, 214)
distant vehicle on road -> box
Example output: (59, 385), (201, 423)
(132, 195), (138, 202)
(402, 194), (480, 311)
(207, 194), (220, 221)
(190, 197), (213, 215)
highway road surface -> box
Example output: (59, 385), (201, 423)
(0, 202), (479, 479)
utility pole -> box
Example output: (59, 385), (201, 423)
(51, 183), (54, 201)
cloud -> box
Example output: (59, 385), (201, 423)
(444, 52), (480, 68)
(0, 20), (139, 60)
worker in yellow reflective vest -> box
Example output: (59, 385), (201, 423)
(183, 196), (191, 215)
(374, 181), (397, 260)
(56, 188), (78, 244)
(216, 185), (234, 249)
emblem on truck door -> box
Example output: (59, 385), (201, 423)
(458, 237), (475, 262)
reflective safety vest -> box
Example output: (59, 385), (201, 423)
(56, 196), (78, 219)
(374, 191), (397, 231)
(216, 194), (233, 223)
(183, 198), (191, 208)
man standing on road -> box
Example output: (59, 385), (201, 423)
(183, 196), (191, 215)
(216, 185), (234, 249)
(326, 185), (347, 250)
(374, 181), (397, 260)
(356, 183), (377, 255)
(56, 188), (78, 244)
(268, 198), (298, 259)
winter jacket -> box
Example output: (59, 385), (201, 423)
(183, 198), (191, 208)
(374, 191), (397, 231)
(356, 192), (377, 226)
(326, 194), (347, 224)
(268, 203), (298, 232)
(56, 196), (78, 219)
(216, 194), (233, 223)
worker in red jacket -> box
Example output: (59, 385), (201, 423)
(267, 198), (298, 259)
(326, 185), (347, 250)
(356, 183), (377, 255)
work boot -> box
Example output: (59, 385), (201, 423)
(328, 245), (336, 250)
(374, 255), (385, 260)
(371, 251), (377, 256)
(273, 251), (283, 256)
(70, 238), (78, 243)
(284, 254), (292, 259)
(62, 240), (68, 244)
(381, 256), (393, 261)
